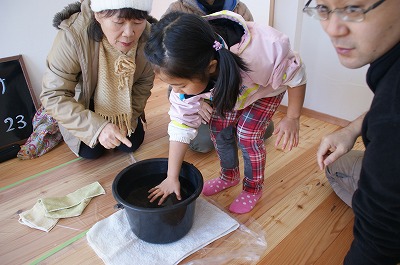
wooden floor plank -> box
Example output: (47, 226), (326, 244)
(0, 78), (359, 264)
(0, 143), (77, 189)
(314, 218), (354, 265)
(260, 193), (354, 264)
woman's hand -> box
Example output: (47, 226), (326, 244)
(198, 101), (213, 124)
(273, 116), (300, 151)
(98, 123), (132, 149)
(148, 176), (182, 205)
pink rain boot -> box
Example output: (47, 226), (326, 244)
(202, 177), (240, 196)
(229, 191), (262, 214)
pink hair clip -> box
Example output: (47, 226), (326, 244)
(213, 40), (223, 51)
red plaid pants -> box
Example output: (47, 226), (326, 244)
(209, 92), (285, 194)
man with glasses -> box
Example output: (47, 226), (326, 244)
(303, 0), (400, 264)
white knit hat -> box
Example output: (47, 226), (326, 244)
(91, 0), (153, 13)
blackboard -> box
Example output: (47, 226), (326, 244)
(0, 55), (38, 150)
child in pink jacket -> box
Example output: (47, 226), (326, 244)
(145, 11), (307, 214)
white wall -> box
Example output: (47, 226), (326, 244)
(150, 0), (173, 19)
(1, 0), (73, 101)
(298, 16), (373, 121)
(0, 0), (372, 122)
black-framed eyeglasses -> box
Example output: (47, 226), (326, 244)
(303, 0), (386, 22)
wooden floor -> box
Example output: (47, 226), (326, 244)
(0, 78), (365, 265)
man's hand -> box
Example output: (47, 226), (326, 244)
(316, 127), (357, 170)
(316, 113), (365, 170)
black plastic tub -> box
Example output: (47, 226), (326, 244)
(112, 158), (204, 244)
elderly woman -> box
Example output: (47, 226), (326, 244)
(40, 0), (154, 159)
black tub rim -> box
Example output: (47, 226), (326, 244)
(112, 158), (203, 214)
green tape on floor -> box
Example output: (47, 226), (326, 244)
(29, 229), (89, 265)
(0, 157), (81, 192)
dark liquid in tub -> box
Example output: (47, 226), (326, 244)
(124, 173), (195, 208)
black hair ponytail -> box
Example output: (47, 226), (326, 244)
(144, 12), (250, 117)
(212, 47), (249, 117)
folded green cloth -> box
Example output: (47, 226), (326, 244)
(18, 182), (105, 232)
(40, 181), (105, 217)
(18, 201), (58, 232)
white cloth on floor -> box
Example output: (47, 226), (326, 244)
(87, 197), (239, 265)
